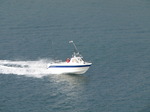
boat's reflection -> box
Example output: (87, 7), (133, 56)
(45, 73), (89, 96)
(44, 74), (90, 107)
(47, 73), (89, 87)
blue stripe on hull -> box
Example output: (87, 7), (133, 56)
(48, 65), (91, 68)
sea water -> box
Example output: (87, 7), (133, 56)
(0, 0), (150, 112)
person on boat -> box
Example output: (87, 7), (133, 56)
(66, 58), (70, 63)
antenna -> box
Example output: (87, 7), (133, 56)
(69, 41), (79, 53)
(69, 41), (83, 57)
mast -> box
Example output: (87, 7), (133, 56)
(69, 41), (79, 53)
(69, 41), (82, 57)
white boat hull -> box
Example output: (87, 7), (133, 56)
(47, 63), (92, 75)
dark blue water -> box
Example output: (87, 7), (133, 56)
(0, 0), (150, 112)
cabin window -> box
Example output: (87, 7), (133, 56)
(72, 59), (78, 63)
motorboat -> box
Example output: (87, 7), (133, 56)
(47, 41), (92, 74)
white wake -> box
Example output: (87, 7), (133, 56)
(0, 59), (53, 78)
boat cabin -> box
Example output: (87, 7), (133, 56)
(67, 56), (84, 64)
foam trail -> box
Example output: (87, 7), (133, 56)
(0, 59), (53, 78)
